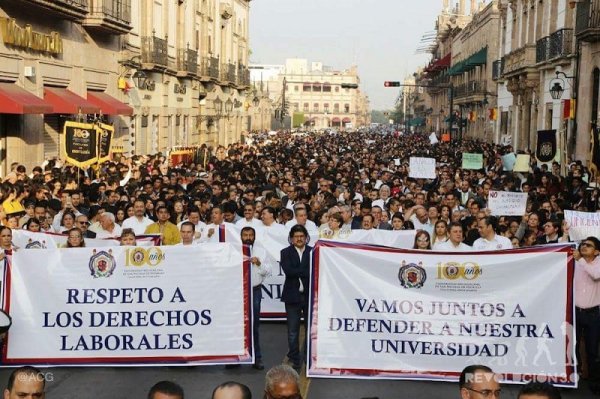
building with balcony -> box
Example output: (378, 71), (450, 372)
(495, 0), (576, 152)
(0, 0), (133, 173)
(250, 58), (370, 131)
(123, 0), (253, 153)
(448, 1), (500, 142)
(575, 0), (600, 166)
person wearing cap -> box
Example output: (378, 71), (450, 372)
(574, 236), (600, 393)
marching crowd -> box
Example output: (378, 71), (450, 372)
(0, 128), (599, 395)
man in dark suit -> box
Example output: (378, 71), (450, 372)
(280, 224), (312, 371)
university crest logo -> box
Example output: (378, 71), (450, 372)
(398, 260), (427, 289)
(25, 239), (46, 249)
(88, 249), (116, 278)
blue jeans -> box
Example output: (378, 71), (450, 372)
(285, 295), (308, 366)
(253, 286), (262, 360)
(576, 306), (600, 381)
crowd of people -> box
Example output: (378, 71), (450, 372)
(0, 129), (599, 394)
(3, 363), (566, 398)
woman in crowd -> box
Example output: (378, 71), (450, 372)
(25, 218), (41, 232)
(391, 212), (405, 230)
(59, 211), (76, 234)
(120, 228), (137, 246)
(412, 230), (432, 250)
(65, 227), (85, 248)
(431, 220), (449, 249)
(115, 207), (127, 226)
(439, 205), (452, 224)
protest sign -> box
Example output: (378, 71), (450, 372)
(487, 191), (528, 216)
(409, 157), (436, 179)
(462, 153), (483, 170)
(514, 154), (531, 172)
(4, 244), (252, 366)
(564, 210), (600, 241)
(502, 153), (517, 171)
(62, 121), (98, 169)
(429, 133), (439, 145)
(308, 242), (575, 386)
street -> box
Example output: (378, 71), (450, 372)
(0, 323), (591, 399)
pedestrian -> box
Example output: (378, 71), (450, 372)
(473, 216), (512, 250)
(211, 381), (251, 399)
(4, 366), (46, 399)
(264, 365), (301, 399)
(517, 381), (561, 399)
(459, 364), (500, 399)
(147, 381), (185, 399)
(280, 225), (312, 371)
(573, 236), (600, 394)
(241, 226), (272, 370)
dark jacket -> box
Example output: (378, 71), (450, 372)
(280, 244), (313, 304)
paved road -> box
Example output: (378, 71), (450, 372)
(0, 323), (593, 399)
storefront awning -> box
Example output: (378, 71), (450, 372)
(332, 117), (341, 123)
(342, 117), (351, 123)
(0, 83), (53, 114)
(87, 91), (133, 115)
(44, 87), (101, 114)
(409, 117), (426, 126)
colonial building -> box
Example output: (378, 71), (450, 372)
(575, 0), (600, 166)
(250, 58), (370, 130)
(0, 0), (133, 173)
(124, 0), (253, 153)
(448, 1), (500, 142)
(494, 0), (576, 153)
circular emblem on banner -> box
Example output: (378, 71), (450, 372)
(88, 249), (116, 278)
(398, 261), (427, 289)
(540, 142), (552, 157)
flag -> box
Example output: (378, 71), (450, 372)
(488, 108), (497, 121)
(536, 130), (557, 163)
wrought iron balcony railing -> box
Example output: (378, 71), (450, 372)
(83, 0), (132, 34)
(142, 35), (168, 66)
(576, 0), (600, 41)
(177, 48), (198, 74)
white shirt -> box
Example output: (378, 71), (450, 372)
(93, 224), (122, 239)
(435, 240), (473, 252)
(236, 218), (262, 228)
(122, 216), (154, 235)
(177, 219), (207, 242)
(295, 245), (306, 293)
(261, 222), (286, 236)
(472, 234), (513, 251)
(248, 245), (272, 288)
(285, 219), (318, 236)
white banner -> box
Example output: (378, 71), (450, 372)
(308, 242), (576, 387)
(4, 244), (252, 366)
(564, 210), (600, 241)
(12, 230), (160, 249)
(409, 157), (436, 179)
(488, 191), (528, 216)
(218, 224), (417, 319)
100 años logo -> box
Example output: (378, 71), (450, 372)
(124, 247), (165, 267)
(437, 261), (482, 280)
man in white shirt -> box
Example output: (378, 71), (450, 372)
(236, 203), (262, 229)
(409, 206), (433, 235)
(284, 206), (318, 236)
(241, 226), (272, 370)
(177, 207), (207, 242)
(435, 222), (472, 251)
(122, 199), (154, 235)
(473, 216), (512, 250)
(92, 212), (122, 239)
(260, 206), (286, 235)
(178, 222), (196, 246)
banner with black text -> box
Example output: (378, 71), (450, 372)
(308, 242), (575, 386)
(3, 244), (252, 366)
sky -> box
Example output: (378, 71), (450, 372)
(249, 0), (441, 111)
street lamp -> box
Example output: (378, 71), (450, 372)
(549, 71), (574, 100)
(225, 98), (234, 115)
(214, 97), (223, 118)
(252, 96), (260, 107)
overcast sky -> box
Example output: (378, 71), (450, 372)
(249, 0), (441, 111)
